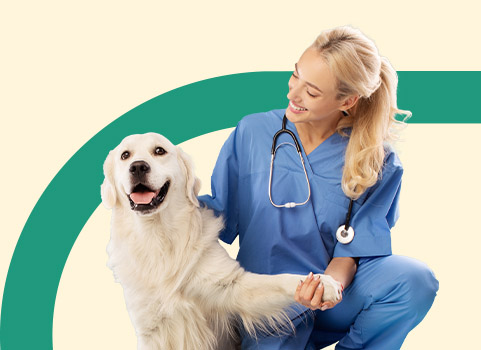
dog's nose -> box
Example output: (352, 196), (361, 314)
(129, 161), (151, 178)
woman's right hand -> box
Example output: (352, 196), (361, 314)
(294, 272), (343, 311)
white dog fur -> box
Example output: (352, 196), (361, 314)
(101, 133), (342, 350)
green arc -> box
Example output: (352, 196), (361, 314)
(1, 71), (480, 349)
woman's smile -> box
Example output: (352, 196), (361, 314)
(288, 101), (308, 113)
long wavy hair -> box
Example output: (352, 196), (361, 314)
(310, 26), (410, 199)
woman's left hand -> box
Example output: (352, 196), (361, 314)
(294, 272), (343, 311)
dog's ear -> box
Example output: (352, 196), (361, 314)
(177, 147), (201, 207)
(101, 150), (117, 209)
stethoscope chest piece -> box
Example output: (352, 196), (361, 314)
(336, 225), (354, 244)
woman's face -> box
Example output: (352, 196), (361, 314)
(286, 48), (347, 126)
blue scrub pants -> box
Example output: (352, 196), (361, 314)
(241, 255), (439, 350)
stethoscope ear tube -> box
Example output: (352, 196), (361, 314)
(269, 115), (310, 208)
(271, 128), (302, 154)
(268, 147), (311, 208)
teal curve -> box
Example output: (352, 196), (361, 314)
(1, 71), (480, 349)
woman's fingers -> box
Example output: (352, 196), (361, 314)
(299, 273), (314, 303)
(294, 279), (303, 303)
(295, 273), (310, 305)
(303, 274), (321, 303)
(295, 273), (344, 311)
(310, 283), (324, 308)
(320, 301), (335, 311)
(296, 272), (323, 309)
(294, 272), (342, 311)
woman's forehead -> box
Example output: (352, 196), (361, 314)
(297, 48), (338, 94)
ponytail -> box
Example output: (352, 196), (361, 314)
(336, 60), (410, 199)
(312, 26), (410, 199)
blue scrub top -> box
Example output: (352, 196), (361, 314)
(198, 109), (403, 276)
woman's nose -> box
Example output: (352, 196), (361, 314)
(287, 83), (302, 102)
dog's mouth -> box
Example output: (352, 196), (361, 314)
(128, 181), (170, 212)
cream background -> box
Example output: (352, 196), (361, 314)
(1, 0), (480, 349)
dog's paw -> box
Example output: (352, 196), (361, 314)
(318, 274), (343, 302)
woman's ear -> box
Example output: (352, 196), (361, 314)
(101, 150), (117, 209)
(341, 95), (360, 114)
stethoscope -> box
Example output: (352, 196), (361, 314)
(268, 114), (355, 244)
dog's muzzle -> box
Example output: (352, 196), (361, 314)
(128, 181), (170, 212)
(127, 161), (170, 212)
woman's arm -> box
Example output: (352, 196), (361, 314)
(295, 257), (357, 311)
(325, 257), (357, 289)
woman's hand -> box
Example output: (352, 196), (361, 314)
(294, 272), (343, 311)
(295, 257), (357, 311)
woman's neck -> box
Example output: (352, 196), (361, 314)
(294, 118), (340, 155)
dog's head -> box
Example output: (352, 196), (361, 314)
(101, 133), (201, 216)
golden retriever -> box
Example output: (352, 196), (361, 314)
(101, 133), (342, 350)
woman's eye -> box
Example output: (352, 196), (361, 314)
(155, 147), (167, 156)
(307, 90), (318, 98)
(292, 72), (298, 79)
(121, 151), (130, 160)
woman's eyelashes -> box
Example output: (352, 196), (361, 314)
(292, 72), (318, 98)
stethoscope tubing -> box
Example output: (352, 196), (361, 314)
(268, 142), (311, 208)
(270, 114), (355, 244)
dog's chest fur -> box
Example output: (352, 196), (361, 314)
(107, 206), (229, 348)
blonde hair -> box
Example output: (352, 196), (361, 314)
(310, 26), (410, 200)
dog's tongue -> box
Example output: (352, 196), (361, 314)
(130, 192), (156, 204)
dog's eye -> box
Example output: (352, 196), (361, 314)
(155, 147), (167, 156)
(121, 151), (130, 160)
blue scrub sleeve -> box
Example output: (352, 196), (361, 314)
(198, 127), (241, 244)
(333, 151), (403, 258)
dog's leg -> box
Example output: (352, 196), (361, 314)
(221, 272), (342, 336)
(224, 272), (300, 336)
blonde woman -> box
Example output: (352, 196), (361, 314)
(199, 26), (438, 349)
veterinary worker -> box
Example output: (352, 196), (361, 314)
(198, 26), (438, 349)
